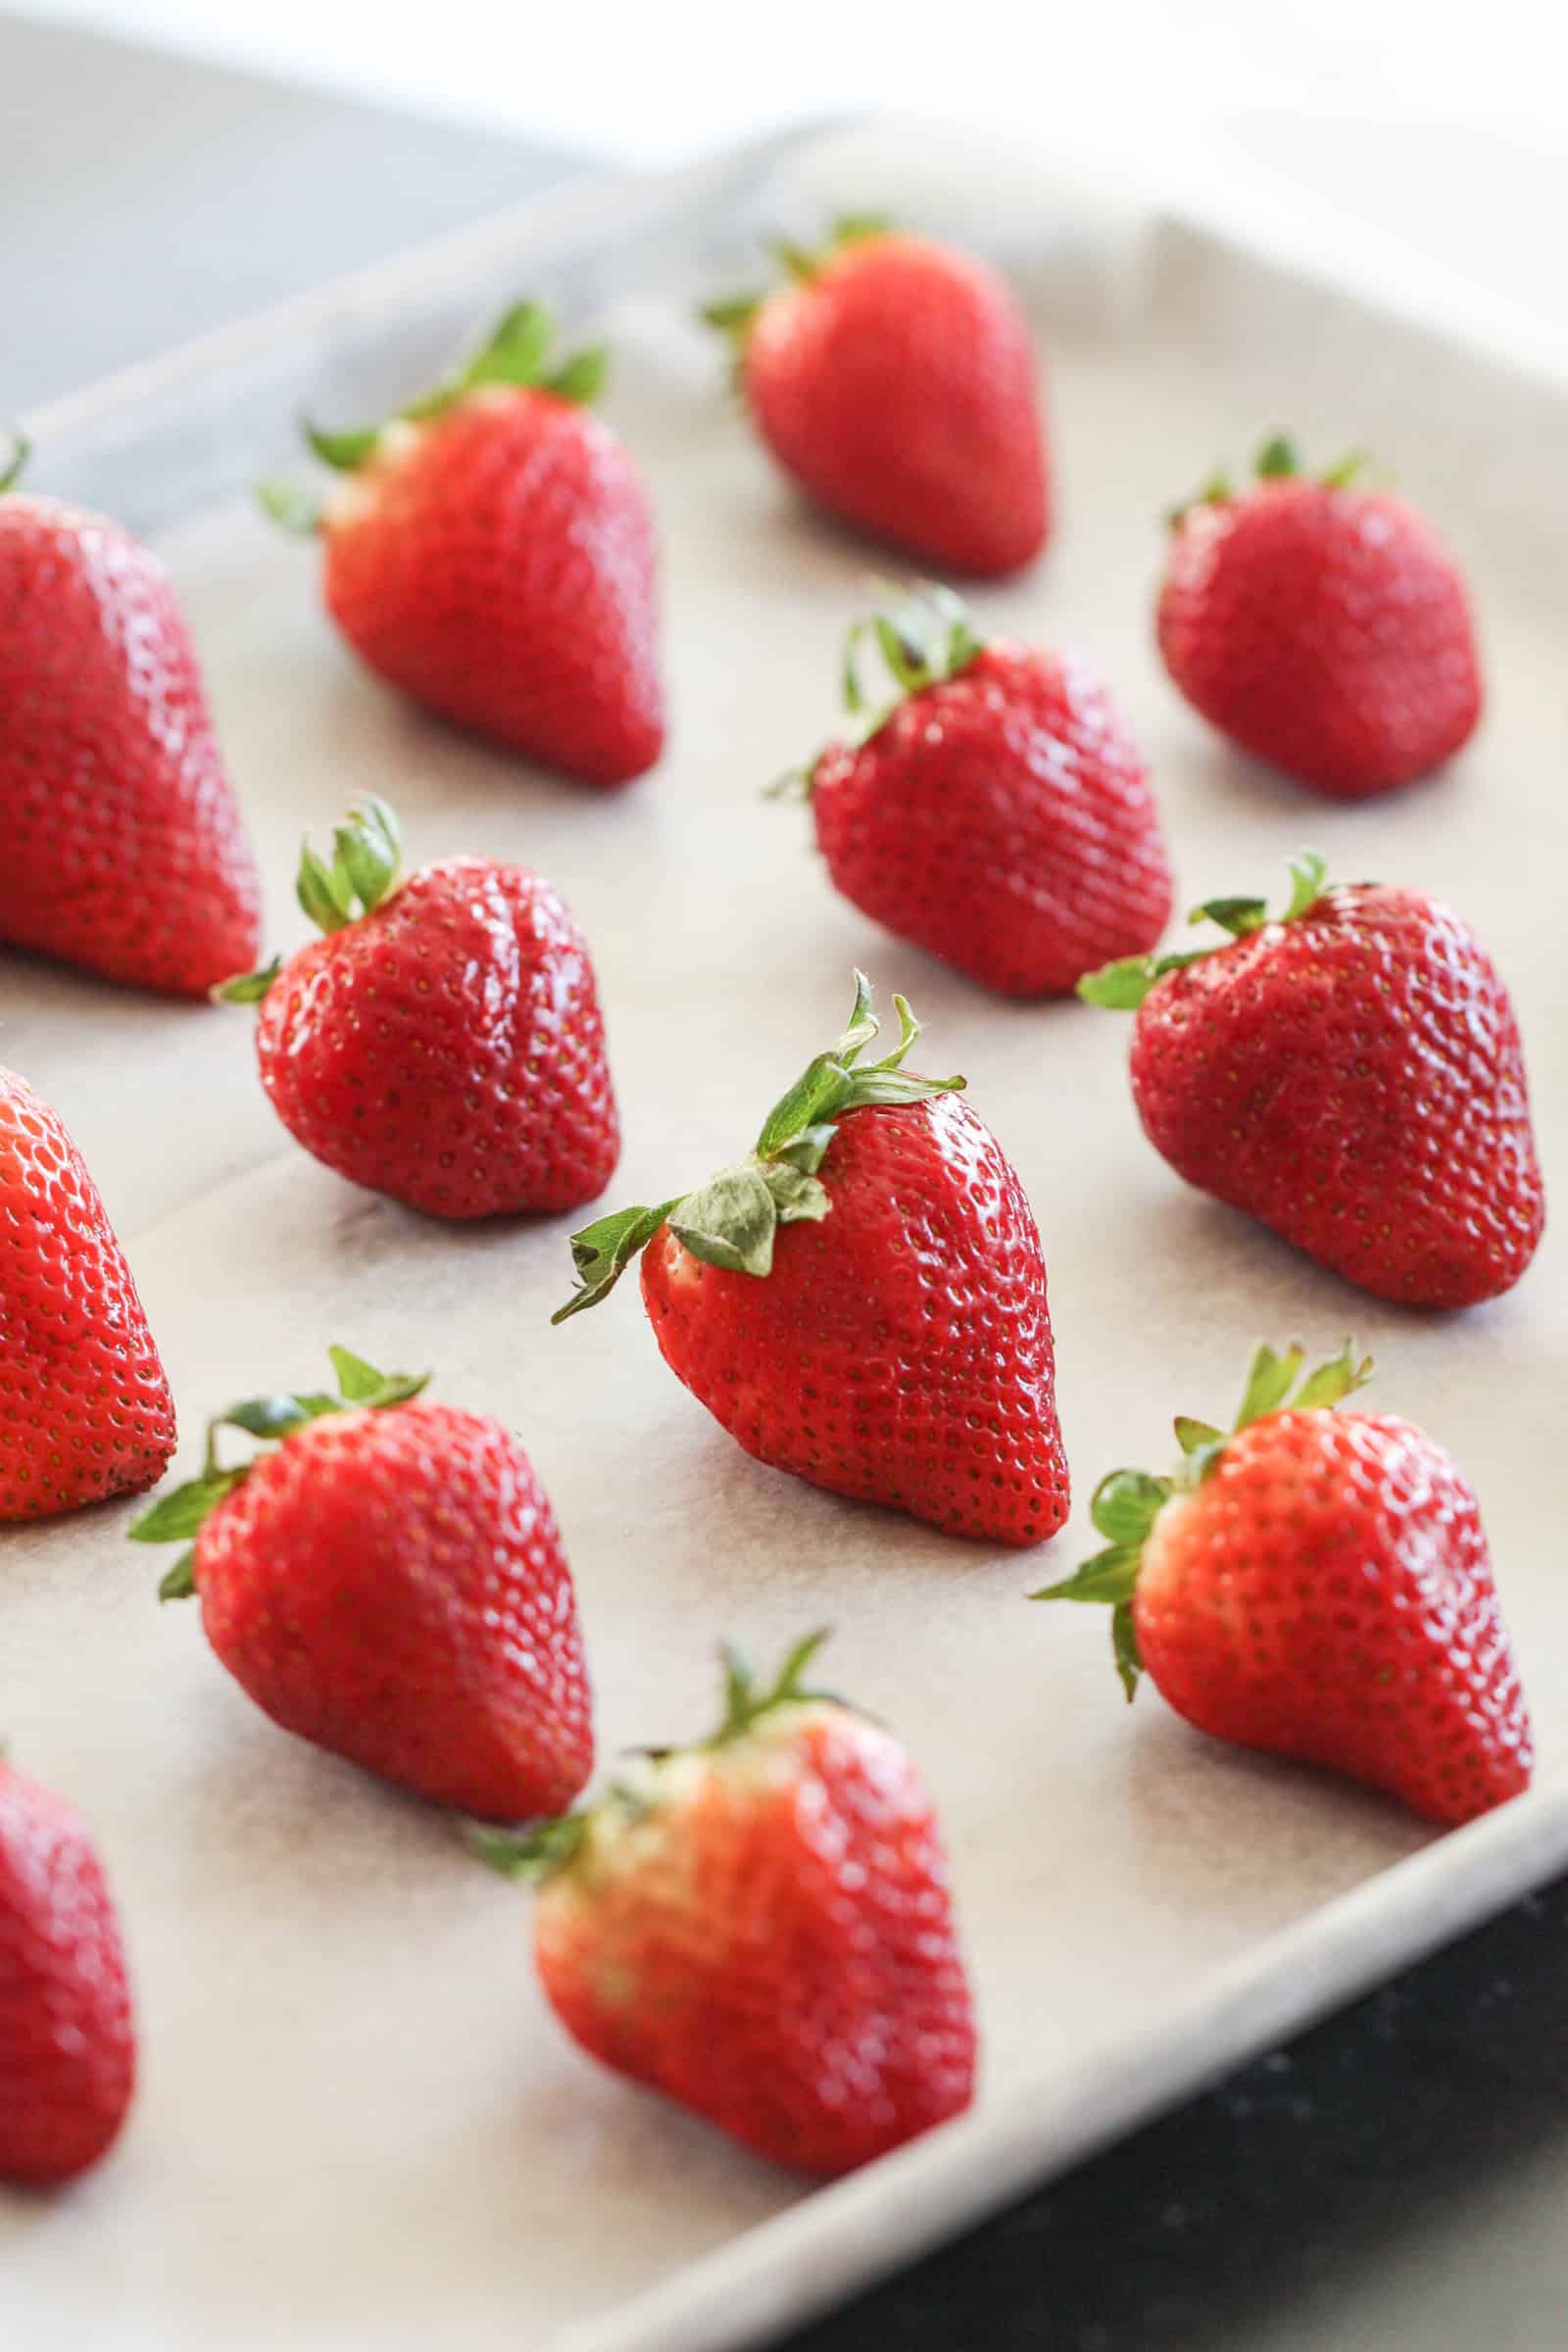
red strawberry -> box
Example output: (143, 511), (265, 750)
(0, 1065), (175, 1522)
(1156, 437), (1481, 798)
(555, 975), (1068, 1546)
(706, 220), (1049, 577)
(0, 438), (261, 995)
(1035, 1343), (1532, 1826)
(218, 795), (618, 1220)
(130, 1347), (593, 1821)
(263, 304), (662, 785)
(1080, 854), (1544, 1309)
(791, 583), (1172, 996)
(478, 1631), (975, 2177)
(0, 1761), (136, 2185)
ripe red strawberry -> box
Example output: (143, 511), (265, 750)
(0, 1761), (136, 2184)
(477, 1631), (975, 2176)
(0, 1065), (175, 1522)
(262, 303), (662, 785)
(555, 974), (1068, 1546)
(1081, 854), (1544, 1309)
(705, 220), (1049, 577)
(0, 438), (261, 995)
(218, 795), (618, 1220)
(1035, 1343), (1532, 1826)
(1156, 436), (1481, 798)
(130, 1346), (593, 1821)
(790, 584), (1172, 996)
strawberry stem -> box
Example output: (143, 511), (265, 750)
(128, 1346), (430, 1595)
(257, 300), (607, 522)
(294, 796), (404, 936)
(553, 974), (964, 1321)
(699, 216), (896, 353)
(466, 1630), (848, 1884)
(777, 582), (985, 803)
(0, 427), (29, 497)
(1078, 851), (1332, 1011)
(1032, 1341), (1374, 1698)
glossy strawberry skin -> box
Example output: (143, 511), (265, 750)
(1137, 1411), (1531, 1826)
(0, 495), (262, 994)
(640, 1094), (1069, 1546)
(1127, 886), (1544, 1307)
(252, 857), (619, 1220)
(322, 389), (662, 786)
(0, 1066), (175, 1522)
(0, 1765), (136, 2184)
(744, 234), (1049, 578)
(812, 644), (1172, 997)
(1156, 481), (1481, 798)
(535, 1702), (975, 2176)
(192, 1402), (593, 1821)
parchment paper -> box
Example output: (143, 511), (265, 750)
(1, 132), (1564, 2352)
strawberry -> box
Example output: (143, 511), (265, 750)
(554, 974), (1068, 1546)
(705, 220), (1049, 577)
(218, 795), (618, 1220)
(1035, 1343), (1532, 1826)
(262, 304), (662, 786)
(787, 583), (1173, 997)
(129, 1346), (593, 1821)
(0, 436), (261, 995)
(1156, 436), (1482, 798)
(477, 1631), (975, 2176)
(1080, 853), (1544, 1309)
(0, 1761), (136, 2184)
(0, 1065), (175, 1522)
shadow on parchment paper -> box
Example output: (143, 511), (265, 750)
(782, 1873), (1568, 2352)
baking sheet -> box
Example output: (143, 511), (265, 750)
(2, 124), (1566, 2352)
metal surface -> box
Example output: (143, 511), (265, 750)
(3, 119), (1566, 2352)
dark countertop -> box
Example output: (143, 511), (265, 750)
(5, 16), (1564, 2348)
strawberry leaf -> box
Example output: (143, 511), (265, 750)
(1255, 434), (1299, 478)
(1032, 1544), (1144, 1607)
(212, 957), (282, 1005)
(0, 427), (29, 497)
(1090, 1470), (1171, 1546)
(129, 1473), (243, 1544)
(1111, 1601), (1144, 1703)
(158, 1549), (198, 1603)
(1234, 1344), (1307, 1431)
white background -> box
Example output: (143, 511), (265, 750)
(10, 0), (1567, 167)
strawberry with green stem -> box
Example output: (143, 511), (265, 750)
(130, 1346), (593, 1821)
(555, 973), (1069, 1547)
(705, 219), (1050, 577)
(1156, 435), (1482, 798)
(262, 301), (662, 786)
(1035, 1342), (1532, 1826)
(218, 793), (619, 1221)
(476, 1629), (976, 2178)
(779, 581), (1172, 997)
(1079, 852), (1544, 1309)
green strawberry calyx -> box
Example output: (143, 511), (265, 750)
(552, 971), (963, 1323)
(1078, 849), (1333, 1012)
(257, 299), (608, 532)
(127, 1345), (430, 1600)
(700, 215), (894, 353)
(214, 795), (404, 1004)
(469, 1628), (845, 1882)
(1032, 1341), (1373, 1702)
(770, 580), (986, 803)
(1165, 433), (1373, 527)
(0, 428), (29, 497)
